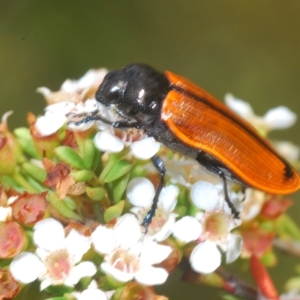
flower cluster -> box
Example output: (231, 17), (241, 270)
(0, 68), (299, 300)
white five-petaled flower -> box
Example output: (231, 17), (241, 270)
(10, 218), (96, 290)
(225, 93), (297, 135)
(173, 180), (242, 274)
(91, 214), (172, 286)
(173, 211), (242, 274)
(127, 177), (179, 240)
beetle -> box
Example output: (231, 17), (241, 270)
(71, 63), (300, 228)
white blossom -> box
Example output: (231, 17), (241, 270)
(225, 93), (297, 133)
(173, 210), (242, 274)
(127, 178), (179, 241)
(10, 218), (96, 290)
(91, 214), (171, 285)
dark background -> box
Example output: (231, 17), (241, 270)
(1, 1), (300, 298)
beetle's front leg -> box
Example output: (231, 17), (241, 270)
(67, 110), (142, 129)
(112, 121), (142, 129)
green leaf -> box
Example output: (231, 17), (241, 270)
(14, 127), (40, 159)
(104, 200), (125, 223)
(55, 146), (86, 169)
(81, 139), (96, 170)
(71, 170), (93, 182)
(47, 192), (82, 221)
(22, 162), (47, 183)
(86, 186), (106, 201)
(112, 172), (130, 203)
(104, 160), (133, 183)
(98, 149), (129, 183)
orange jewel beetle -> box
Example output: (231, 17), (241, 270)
(74, 63), (300, 228)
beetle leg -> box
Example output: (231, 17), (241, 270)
(67, 110), (115, 126)
(240, 186), (246, 202)
(218, 172), (240, 218)
(112, 121), (142, 129)
(67, 111), (142, 129)
(141, 154), (166, 232)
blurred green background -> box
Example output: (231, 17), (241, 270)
(1, 1), (300, 299)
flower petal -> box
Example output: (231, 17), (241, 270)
(65, 229), (92, 262)
(94, 129), (124, 153)
(114, 214), (142, 249)
(35, 112), (67, 136)
(139, 241), (172, 266)
(91, 226), (115, 255)
(10, 252), (43, 284)
(33, 218), (65, 251)
(225, 93), (254, 120)
(130, 137), (160, 160)
(40, 278), (52, 291)
(173, 216), (202, 243)
(264, 106), (297, 130)
(190, 241), (221, 274)
(101, 262), (134, 282)
(226, 234), (243, 263)
(191, 181), (219, 211)
(75, 288), (108, 300)
(151, 213), (176, 242)
(64, 261), (97, 287)
(127, 177), (155, 207)
(159, 185), (179, 212)
(135, 266), (168, 285)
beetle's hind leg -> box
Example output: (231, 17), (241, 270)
(218, 172), (240, 218)
(141, 154), (166, 233)
(195, 151), (240, 218)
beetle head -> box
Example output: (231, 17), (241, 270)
(96, 63), (170, 124)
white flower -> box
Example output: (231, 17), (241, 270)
(127, 178), (179, 241)
(91, 214), (172, 285)
(35, 99), (103, 136)
(10, 218), (96, 290)
(173, 211), (242, 274)
(61, 68), (108, 94)
(35, 101), (76, 136)
(225, 93), (297, 134)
